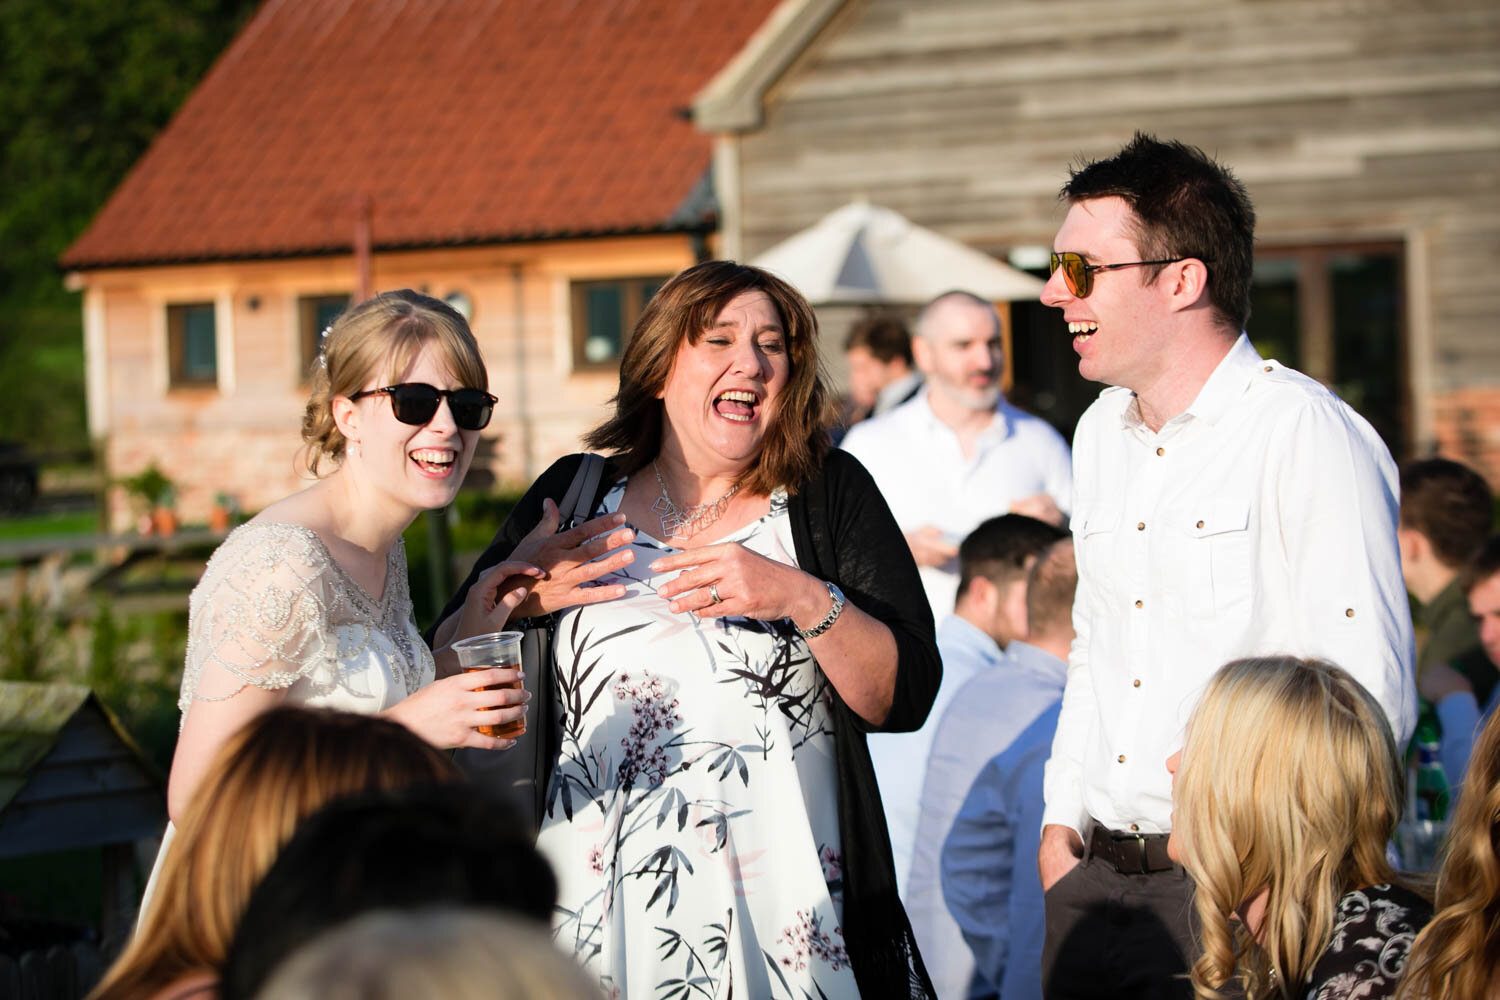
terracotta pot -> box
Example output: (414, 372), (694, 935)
(209, 505), (231, 534)
(151, 507), (178, 537)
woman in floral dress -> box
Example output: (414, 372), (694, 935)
(1165, 656), (1432, 999)
(439, 261), (941, 999)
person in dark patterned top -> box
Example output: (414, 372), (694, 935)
(1164, 657), (1432, 1000)
(1305, 883), (1432, 998)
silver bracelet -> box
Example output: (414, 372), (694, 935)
(797, 581), (846, 639)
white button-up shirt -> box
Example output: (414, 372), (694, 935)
(1042, 334), (1416, 836)
(841, 391), (1074, 621)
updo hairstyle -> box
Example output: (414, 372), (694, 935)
(300, 289), (487, 476)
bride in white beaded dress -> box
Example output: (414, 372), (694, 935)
(145, 289), (628, 906)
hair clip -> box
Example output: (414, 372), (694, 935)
(317, 325), (333, 369)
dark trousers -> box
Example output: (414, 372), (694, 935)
(1041, 852), (1197, 999)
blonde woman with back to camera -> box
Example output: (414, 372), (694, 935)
(1397, 705), (1500, 1000)
(142, 291), (592, 910)
(1165, 656), (1432, 999)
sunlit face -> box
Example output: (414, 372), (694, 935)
(1469, 572), (1500, 668)
(845, 346), (906, 412)
(1040, 196), (1171, 391)
(1165, 748), (1185, 863)
(345, 340), (482, 514)
(912, 300), (1003, 411)
(658, 290), (791, 477)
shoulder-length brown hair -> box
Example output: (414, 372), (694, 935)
(584, 260), (834, 495)
(89, 707), (460, 1000)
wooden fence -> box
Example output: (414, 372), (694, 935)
(0, 941), (106, 1000)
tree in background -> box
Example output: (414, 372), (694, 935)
(0, 0), (258, 454)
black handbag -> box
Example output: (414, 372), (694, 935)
(452, 454), (606, 835)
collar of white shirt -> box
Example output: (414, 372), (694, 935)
(1119, 332), (1261, 439)
(918, 387), (1015, 450)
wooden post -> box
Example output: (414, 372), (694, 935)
(1298, 250), (1334, 386)
(995, 299), (1014, 395)
(354, 194), (373, 301)
(426, 507), (454, 619)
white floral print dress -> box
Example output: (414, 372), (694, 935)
(539, 483), (858, 1000)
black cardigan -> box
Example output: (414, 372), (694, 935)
(432, 450), (940, 999)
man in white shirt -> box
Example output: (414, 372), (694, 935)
(1036, 134), (1416, 999)
(868, 513), (1066, 902)
(841, 290), (1073, 622)
(906, 536), (1075, 1000)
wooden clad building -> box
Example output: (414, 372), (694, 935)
(697, 0), (1500, 473)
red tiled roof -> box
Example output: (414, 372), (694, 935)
(61, 0), (780, 269)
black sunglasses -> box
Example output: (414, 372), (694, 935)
(1049, 251), (1210, 299)
(349, 383), (497, 430)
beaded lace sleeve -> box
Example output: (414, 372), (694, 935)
(178, 523), (341, 716)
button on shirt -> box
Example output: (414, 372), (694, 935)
(868, 614), (1006, 900)
(1042, 334), (1416, 836)
(909, 640), (1067, 1000)
(841, 391), (1073, 621)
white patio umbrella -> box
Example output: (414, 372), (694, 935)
(749, 201), (1046, 305)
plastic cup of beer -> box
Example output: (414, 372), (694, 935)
(451, 630), (525, 739)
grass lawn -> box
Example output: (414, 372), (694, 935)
(0, 508), (99, 542)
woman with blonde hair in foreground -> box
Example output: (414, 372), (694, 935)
(1397, 706), (1500, 1000)
(255, 909), (600, 999)
(1165, 656), (1431, 1000)
(89, 706), (459, 1000)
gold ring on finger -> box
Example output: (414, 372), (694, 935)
(709, 584), (723, 604)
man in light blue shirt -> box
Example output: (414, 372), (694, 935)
(869, 514), (1067, 900)
(906, 537), (1075, 999)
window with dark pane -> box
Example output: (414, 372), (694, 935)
(168, 302), (217, 387)
(570, 276), (671, 370)
(1250, 243), (1406, 457)
(299, 294), (352, 378)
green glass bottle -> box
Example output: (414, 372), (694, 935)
(1413, 716), (1450, 823)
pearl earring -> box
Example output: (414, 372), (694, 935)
(349, 440), (361, 459)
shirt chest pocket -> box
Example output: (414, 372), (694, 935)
(1166, 497), (1253, 621)
(1073, 504), (1124, 593)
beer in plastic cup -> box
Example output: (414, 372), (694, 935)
(451, 630), (526, 739)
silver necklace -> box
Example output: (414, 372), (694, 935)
(652, 461), (740, 539)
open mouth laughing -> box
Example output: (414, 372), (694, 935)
(1068, 320), (1099, 347)
(409, 447), (456, 477)
(713, 389), (761, 423)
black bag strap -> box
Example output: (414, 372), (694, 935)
(557, 453), (605, 530)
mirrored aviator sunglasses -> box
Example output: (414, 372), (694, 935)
(349, 383), (497, 430)
(1050, 251), (1205, 298)
(1049, 252), (1094, 298)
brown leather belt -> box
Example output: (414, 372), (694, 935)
(1087, 824), (1175, 875)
